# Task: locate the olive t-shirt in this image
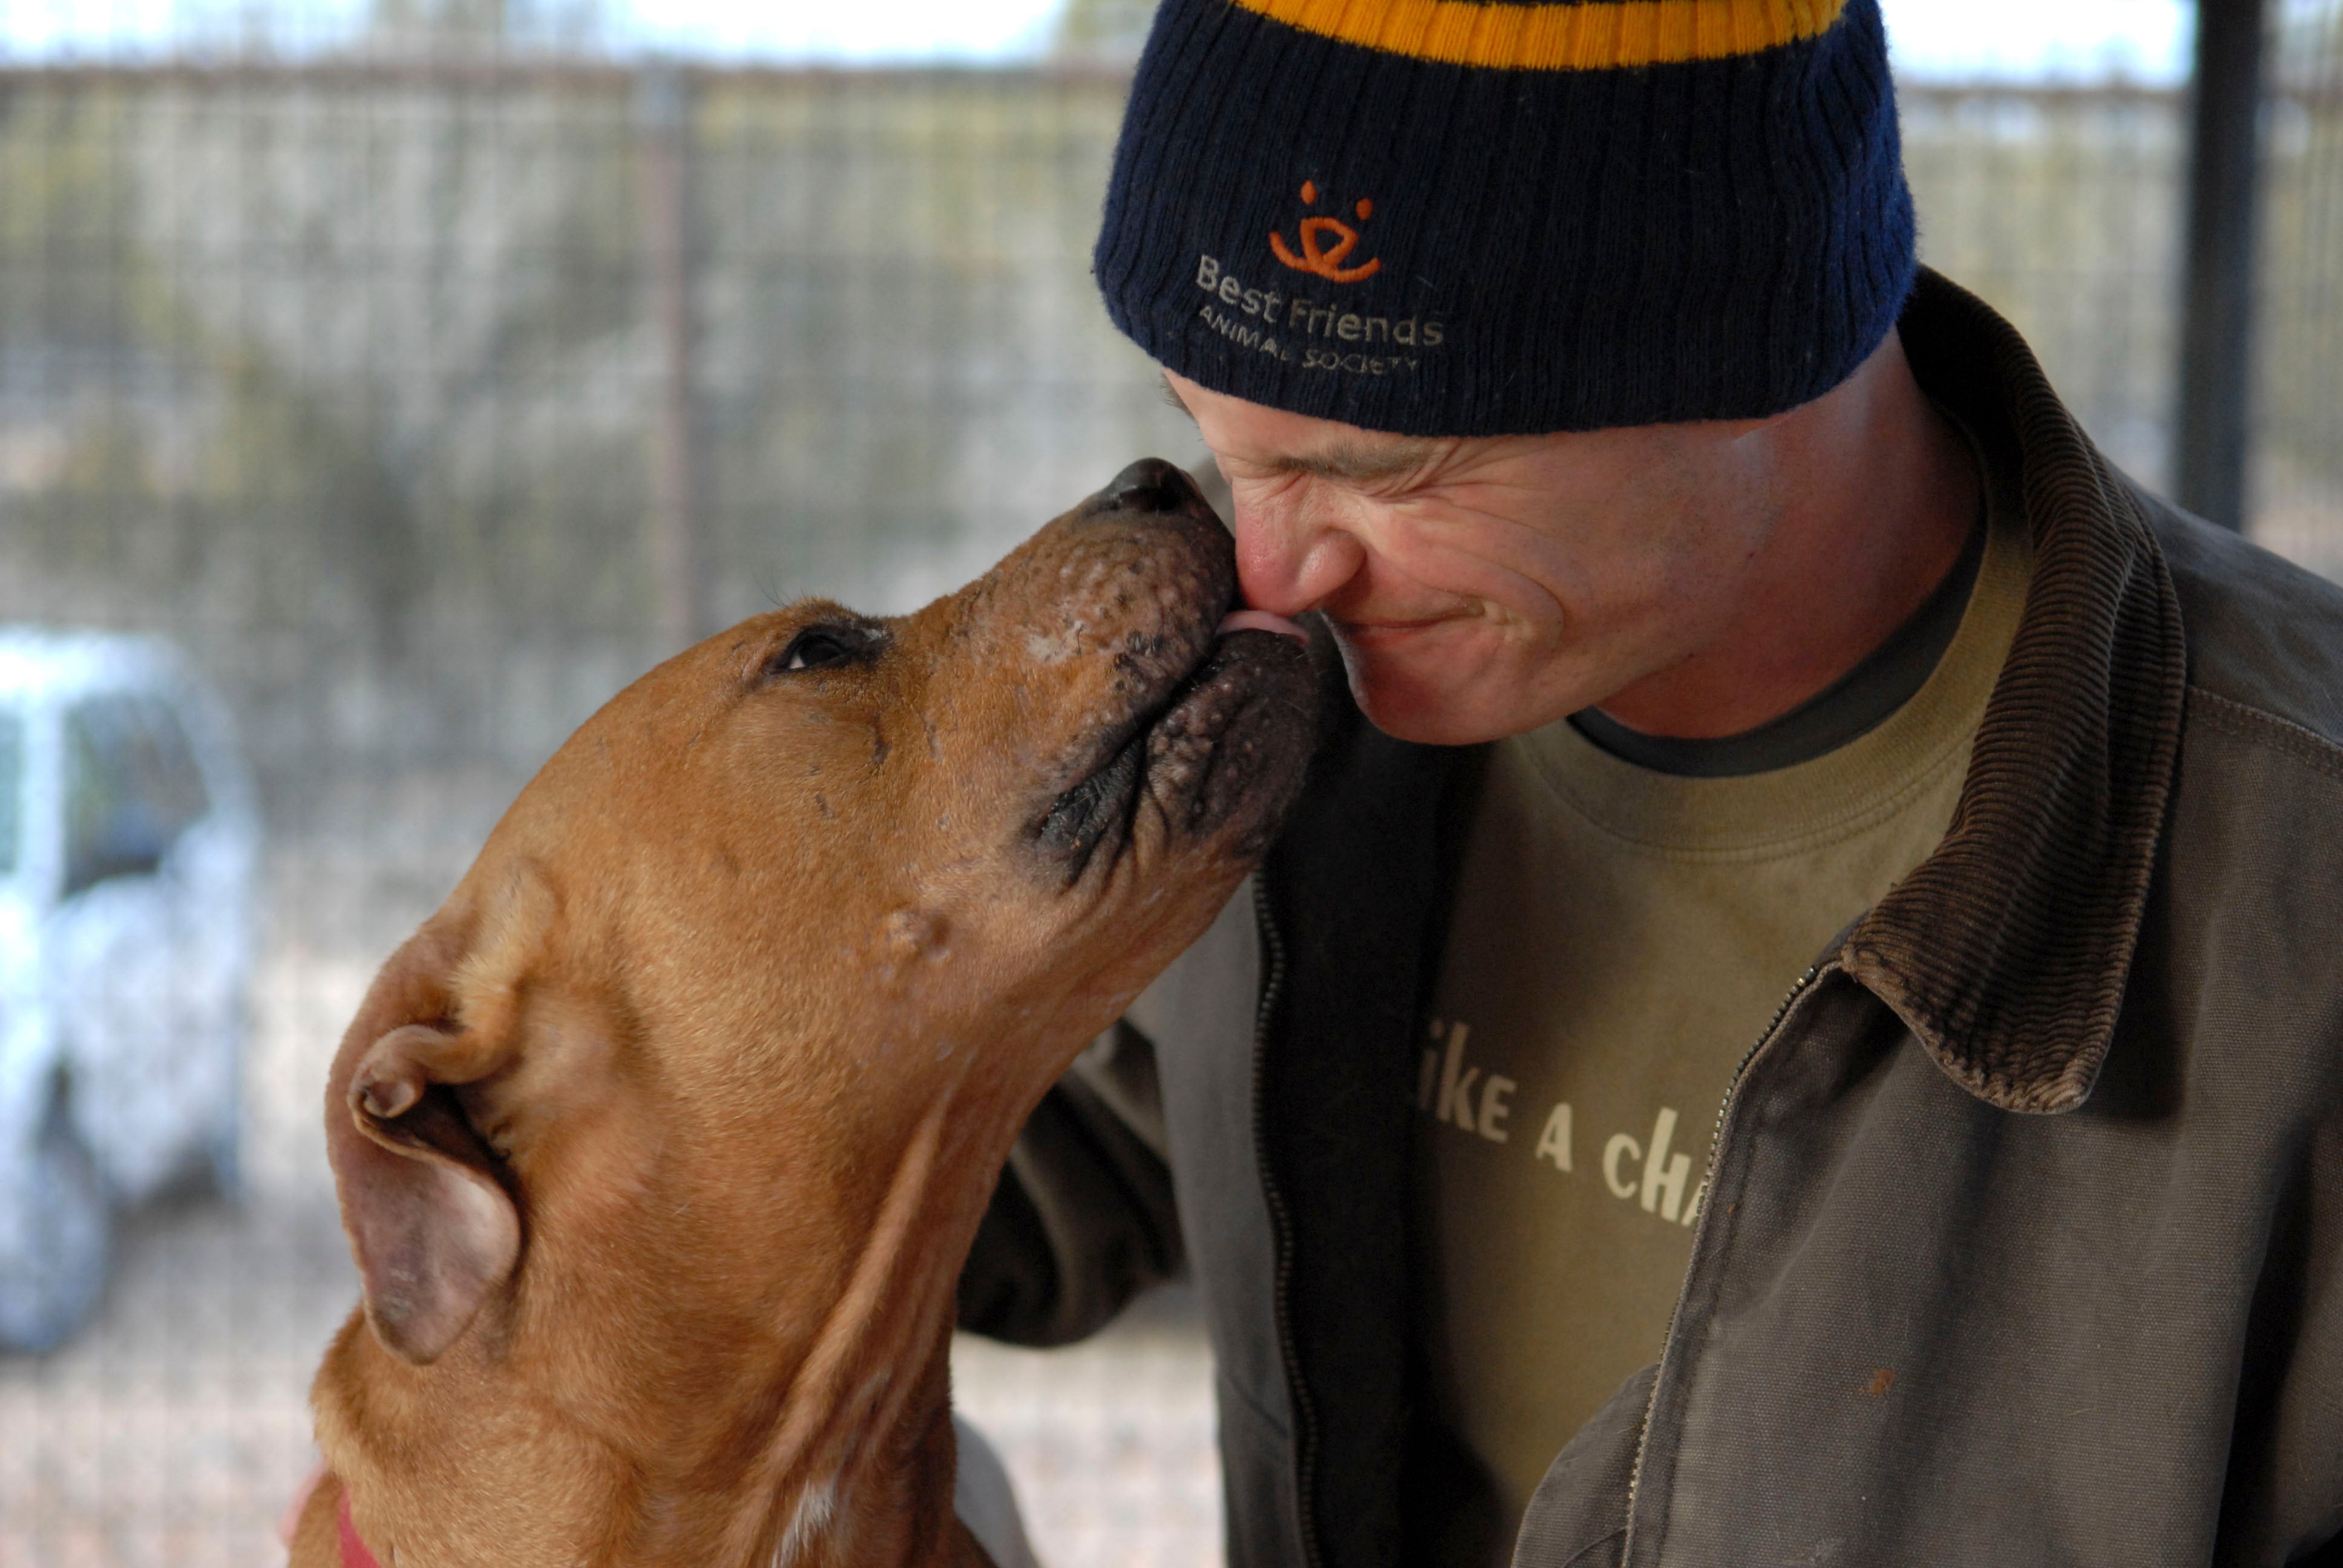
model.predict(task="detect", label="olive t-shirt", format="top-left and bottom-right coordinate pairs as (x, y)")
top-left (1407, 481), bottom-right (2031, 1564)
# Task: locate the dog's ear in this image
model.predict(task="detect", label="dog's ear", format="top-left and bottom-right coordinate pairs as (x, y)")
top-left (335, 1020), bottom-right (522, 1363)
top-left (326, 870), bottom-right (550, 1364)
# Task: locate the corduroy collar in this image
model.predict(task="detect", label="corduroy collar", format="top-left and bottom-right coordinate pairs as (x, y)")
top-left (1839, 269), bottom-right (2188, 1114)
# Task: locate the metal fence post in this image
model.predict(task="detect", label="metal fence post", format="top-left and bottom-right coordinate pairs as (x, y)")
top-left (637, 64), bottom-right (710, 647)
top-left (2175, 0), bottom-right (2269, 531)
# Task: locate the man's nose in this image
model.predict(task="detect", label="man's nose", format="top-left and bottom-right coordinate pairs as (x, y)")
top-left (1233, 504), bottom-right (1367, 619)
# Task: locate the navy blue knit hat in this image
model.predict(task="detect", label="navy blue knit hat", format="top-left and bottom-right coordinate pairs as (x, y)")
top-left (1095, 0), bottom-right (1916, 436)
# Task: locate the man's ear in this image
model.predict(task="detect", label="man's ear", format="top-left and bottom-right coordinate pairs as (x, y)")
top-left (325, 872), bottom-right (549, 1364)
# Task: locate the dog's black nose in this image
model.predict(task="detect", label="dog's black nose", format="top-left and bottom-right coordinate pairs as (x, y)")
top-left (1098, 457), bottom-right (1202, 514)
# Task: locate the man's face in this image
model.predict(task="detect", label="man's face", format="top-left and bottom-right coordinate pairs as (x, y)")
top-left (1164, 369), bottom-right (1791, 746)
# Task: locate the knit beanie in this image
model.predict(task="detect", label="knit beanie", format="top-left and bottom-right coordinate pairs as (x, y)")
top-left (1095, 0), bottom-right (1916, 436)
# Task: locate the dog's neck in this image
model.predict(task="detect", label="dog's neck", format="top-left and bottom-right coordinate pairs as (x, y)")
top-left (712, 1090), bottom-right (1004, 1568)
top-left (312, 1068), bottom-right (1021, 1568)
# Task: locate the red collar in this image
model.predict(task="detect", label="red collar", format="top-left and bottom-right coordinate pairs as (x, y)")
top-left (339, 1492), bottom-right (384, 1568)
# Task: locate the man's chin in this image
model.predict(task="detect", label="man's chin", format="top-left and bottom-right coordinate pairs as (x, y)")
top-left (1341, 654), bottom-right (1513, 747)
top-left (1328, 618), bottom-right (1581, 746)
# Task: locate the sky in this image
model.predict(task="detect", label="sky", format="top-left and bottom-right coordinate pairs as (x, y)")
top-left (0, 0), bottom-right (2198, 83)
top-left (601, 0), bottom-right (2197, 76)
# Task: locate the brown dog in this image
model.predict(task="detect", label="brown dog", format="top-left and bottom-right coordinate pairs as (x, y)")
top-left (286, 460), bottom-right (1317, 1568)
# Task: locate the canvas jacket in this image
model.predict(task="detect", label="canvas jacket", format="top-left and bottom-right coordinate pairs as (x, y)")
top-left (956, 270), bottom-right (2343, 1567)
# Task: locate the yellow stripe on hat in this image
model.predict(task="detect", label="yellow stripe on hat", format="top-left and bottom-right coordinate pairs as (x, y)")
top-left (1225, 0), bottom-right (1847, 69)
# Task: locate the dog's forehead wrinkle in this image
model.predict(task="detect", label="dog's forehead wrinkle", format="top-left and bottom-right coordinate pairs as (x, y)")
top-left (446, 861), bottom-right (560, 1023)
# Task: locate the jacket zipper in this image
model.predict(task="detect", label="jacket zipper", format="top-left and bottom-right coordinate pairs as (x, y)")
top-left (1248, 874), bottom-right (1327, 1568)
top-left (1619, 959), bottom-right (1829, 1564)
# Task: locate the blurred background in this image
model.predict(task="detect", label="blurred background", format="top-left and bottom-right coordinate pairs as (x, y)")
top-left (0, 0), bottom-right (2336, 1563)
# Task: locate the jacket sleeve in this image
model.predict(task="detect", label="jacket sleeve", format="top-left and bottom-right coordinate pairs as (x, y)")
top-left (956, 1018), bottom-right (1186, 1347)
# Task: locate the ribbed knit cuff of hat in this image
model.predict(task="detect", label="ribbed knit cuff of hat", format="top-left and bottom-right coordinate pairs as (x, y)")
top-left (1095, 0), bottom-right (1918, 437)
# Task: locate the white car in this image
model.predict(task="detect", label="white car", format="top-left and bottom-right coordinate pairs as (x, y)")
top-left (0, 630), bottom-right (258, 1352)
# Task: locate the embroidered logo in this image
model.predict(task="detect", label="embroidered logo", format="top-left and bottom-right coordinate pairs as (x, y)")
top-left (1269, 181), bottom-right (1381, 283)
top-left (1192, 252), bottom-right (1444, 374)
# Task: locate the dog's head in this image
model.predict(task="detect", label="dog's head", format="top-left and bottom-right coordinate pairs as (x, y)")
top-left (323, 459), bottom-right (1316, 1371)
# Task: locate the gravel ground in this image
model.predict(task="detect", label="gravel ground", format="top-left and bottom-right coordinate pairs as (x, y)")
top-left (0, 871), bottom-right (1225, 1568)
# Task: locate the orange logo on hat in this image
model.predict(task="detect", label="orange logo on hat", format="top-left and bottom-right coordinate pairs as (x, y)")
top-left (1270, 182), bottom-right (1382, 283)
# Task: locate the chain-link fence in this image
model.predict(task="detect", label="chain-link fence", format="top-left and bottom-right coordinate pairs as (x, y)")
top-left (0, 10), bottom-right (2339, 1566)
top-left (1897, 5), bottom-right (2343, 570)
top-left (0, 57), bottom-right (1230, 1568)
top-left (2260, 0), bottom-right (2343, 570)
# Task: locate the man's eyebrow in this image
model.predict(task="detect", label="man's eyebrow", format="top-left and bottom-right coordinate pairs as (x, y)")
top-left (1159, 373), bottom-right (1198, 425)
top-left (1268, 440), bottom-right (1440, 482)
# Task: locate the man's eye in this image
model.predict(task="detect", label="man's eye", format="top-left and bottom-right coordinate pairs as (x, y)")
top-left (772, 626), bottom-right (868, 673)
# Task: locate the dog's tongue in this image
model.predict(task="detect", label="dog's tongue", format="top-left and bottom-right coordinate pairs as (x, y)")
top-left (1217, 609), bottom-right (1309, 644)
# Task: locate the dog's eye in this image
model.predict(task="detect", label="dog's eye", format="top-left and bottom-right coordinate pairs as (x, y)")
top-left (772, 625), bottom-right (870, 675)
